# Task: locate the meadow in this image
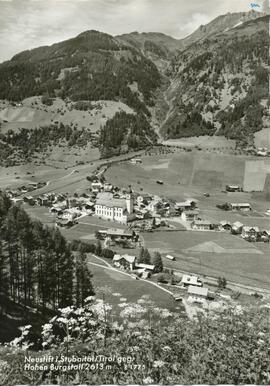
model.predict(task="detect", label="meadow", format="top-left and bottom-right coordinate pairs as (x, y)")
top-left (142, 230), bottom-right (270, 290)
top-left (87, 255), bottom-right (180, 312)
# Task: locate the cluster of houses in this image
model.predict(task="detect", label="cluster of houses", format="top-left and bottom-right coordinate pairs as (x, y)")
top-left (228, 221), bottom-right (269, 242)
top-left (93, 181), bottom-right (195, 225)
top-left (177, 274), bottom-right (215, 304)
top-left (5, 181), bottom-right (46, 200)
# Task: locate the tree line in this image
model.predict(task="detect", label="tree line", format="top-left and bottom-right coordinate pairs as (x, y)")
top-left (99, 111), bottom-right (157, 157)
top-left (0, 193), bottom-right (94, 314)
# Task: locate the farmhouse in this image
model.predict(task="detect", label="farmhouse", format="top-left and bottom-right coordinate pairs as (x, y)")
top-left (191, 220), bottom-right (212, 231)
top-left (175, 200), bottom-right (196, 211)
top-left (181, 274), bottom-right (202, 287)
top-left (135, 263), bottom-right (155, 273)
top-left (113, 254), bottom-right (136, 270)
top-left (91, 182), bottom-right (103, 193)
top-left (23, 195), bottom-right (35, 205)
top-left (130, 158), bottom-right (142, 164)
top-left (261, 230), bottom-right (270, 242)
top-left (226, 185), bottom-right (241, 192)
top-left (187, 285), bottom-right (209, 303)
top-left (230, 203), bottom-right (251, 211)
top-left (105, 228), bottom-right (136, 240)
top-left (219, 220), bottom-right (232, 231)
top-left (137, 193), bottom-right (152, 206)
top-left (95, 192), bottom-right (134, 224)
top-left (56, 218), bottom-right (76, 228)
top-left (181, 210), bottom-right (199, 222)
top-left (231, 221), bottom-right (244, 234)
top-left (242, 226), bottom-right (260, 241)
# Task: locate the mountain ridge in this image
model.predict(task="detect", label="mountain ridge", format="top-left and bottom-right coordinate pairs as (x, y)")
top-left (0, 10), bottom-right (268, 164)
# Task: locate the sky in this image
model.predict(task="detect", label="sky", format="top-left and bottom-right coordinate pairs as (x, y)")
top-left (0, 0), bottom-right (266, 62)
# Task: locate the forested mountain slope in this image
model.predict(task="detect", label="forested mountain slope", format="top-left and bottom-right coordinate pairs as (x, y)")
top-left (159, 15), bottom-right (269, 146)
top-left (0, 11), bottom-right (268, 159)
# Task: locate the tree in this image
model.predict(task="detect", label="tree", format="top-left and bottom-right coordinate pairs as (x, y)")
top-left (75, 252), bottom-right (94, 307)
top-left (137, 247), bottom-right (151, 264)
top-left (217, 276), bottom-right (227, 289)
top-left (95, 240), bottom-right (102, 256)
top-left (152, 251), bottom-right (163, 273)
top-left (143, 248), bottom-right (151, 265)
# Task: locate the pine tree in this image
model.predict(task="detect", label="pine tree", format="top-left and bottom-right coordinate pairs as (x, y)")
top-left (152, 251), bottom-right (163, 273)
top-left (143, 248), bottom-right (151, 265)
top-left (75, 252), bottom-right (94, 307)
top-left (95, 240), bottom-right (102, 256)
top-left (137, 247), bottom-right (145, 264)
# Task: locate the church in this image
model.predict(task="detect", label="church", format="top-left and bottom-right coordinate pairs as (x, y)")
top-left (94, 192), bottom-right (134, 224)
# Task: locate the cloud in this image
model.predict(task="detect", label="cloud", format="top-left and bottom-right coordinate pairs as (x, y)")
top-left (0, 0), bottom-right (251, 62)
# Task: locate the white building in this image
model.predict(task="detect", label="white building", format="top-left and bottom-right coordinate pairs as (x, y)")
top-left (187, 285), bottom-right (209, 303)
top-left (230, 203), bottom-right (251, 211)
top-left (181, 274), bottom-right (202, 287)
top-left (95, 192), bottom-right (134, 224)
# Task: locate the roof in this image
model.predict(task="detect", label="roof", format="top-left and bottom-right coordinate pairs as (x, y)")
top-left (243, 226), bottom-right (260, 232)
top-left (136, 263), bottom-right (155, 270)
top-left (227, 185), bottom-right (240, 188)
top-left (193, 220), bottom-right (212, 226)
top-left (176, 201), bottom-right (192, 207)
top-left (220, 220), bottom-right (231, 226)
top-left (185, 210), bottom-right (199, 215)
top-left (113, 254), bottom-right (136, 264)
top-left (232, 221), bottom-right (244, 228)
top-left (106, 228), bottom-right (133, 237)
top-left (231, 203), bottom-right (251, 207)
top-left (188, 285), bottom-right (208, 297)
top-left (96, 192), bottom-right (127, 209)
top-left (181, 275), bottom-right (201, 286)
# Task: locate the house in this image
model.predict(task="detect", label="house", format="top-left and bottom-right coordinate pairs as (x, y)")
top-left (95, 192), bottom-right (134, 224)
top-left (226, 185), bottom-right (241, 192)
top-left (130, 158), bottom-right (142, 164)
top-left (181, 274), bottom-right (202, 287)
top-left (113, 254), bottom-right (136, 270)
top-left (181, 210), bottom-right (199, 222)
top-left (230, 203), bottom-right (252, 212)
top-left (187, 285), bottom-right (209, 303)
top-left (135, 263), bottom-right (155, 273)
top-left (105, 228), bottom-right (136, 240)
top-left (137, 193), bottom-right (152, 206)
top-left (257, 147), bottom-right (268, 156)
top-left (23, 195), bottom-right (35, 205)
top-left (147, 200), bottom-right (162, 214)
top-left (62, 208), bottom-right (81, 221)
top-left (175, 200), bottom-right (196, 211)
top-left (91, 182), bottom-right (103, 193)
top-left (219, 220), bottom-right (232, 231)
top-left (50, 207), bottom-right (63, 215)
top-left (242, 226), bottom-right (260, 241)
top-left (56, 218), bottom-right (76, 228)
top-left (191, 220), bottom-right (212, 231)
top-left (231, 221), bottom-right (244, 234)
top-left (260, 230), bottom-right (270, 242)
top-left (103, 183), bottom-right (113, 192)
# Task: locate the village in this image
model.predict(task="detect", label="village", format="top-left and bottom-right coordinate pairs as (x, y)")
top-left (2, 154), bottom-right (270, 314)
top-left (5, 168), bottom-right (270, 243)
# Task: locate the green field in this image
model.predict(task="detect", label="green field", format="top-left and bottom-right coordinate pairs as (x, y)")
top-left (142, 230), bottom-right (270, 290)
top-left (87, 257), bottom-right (179, 312)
